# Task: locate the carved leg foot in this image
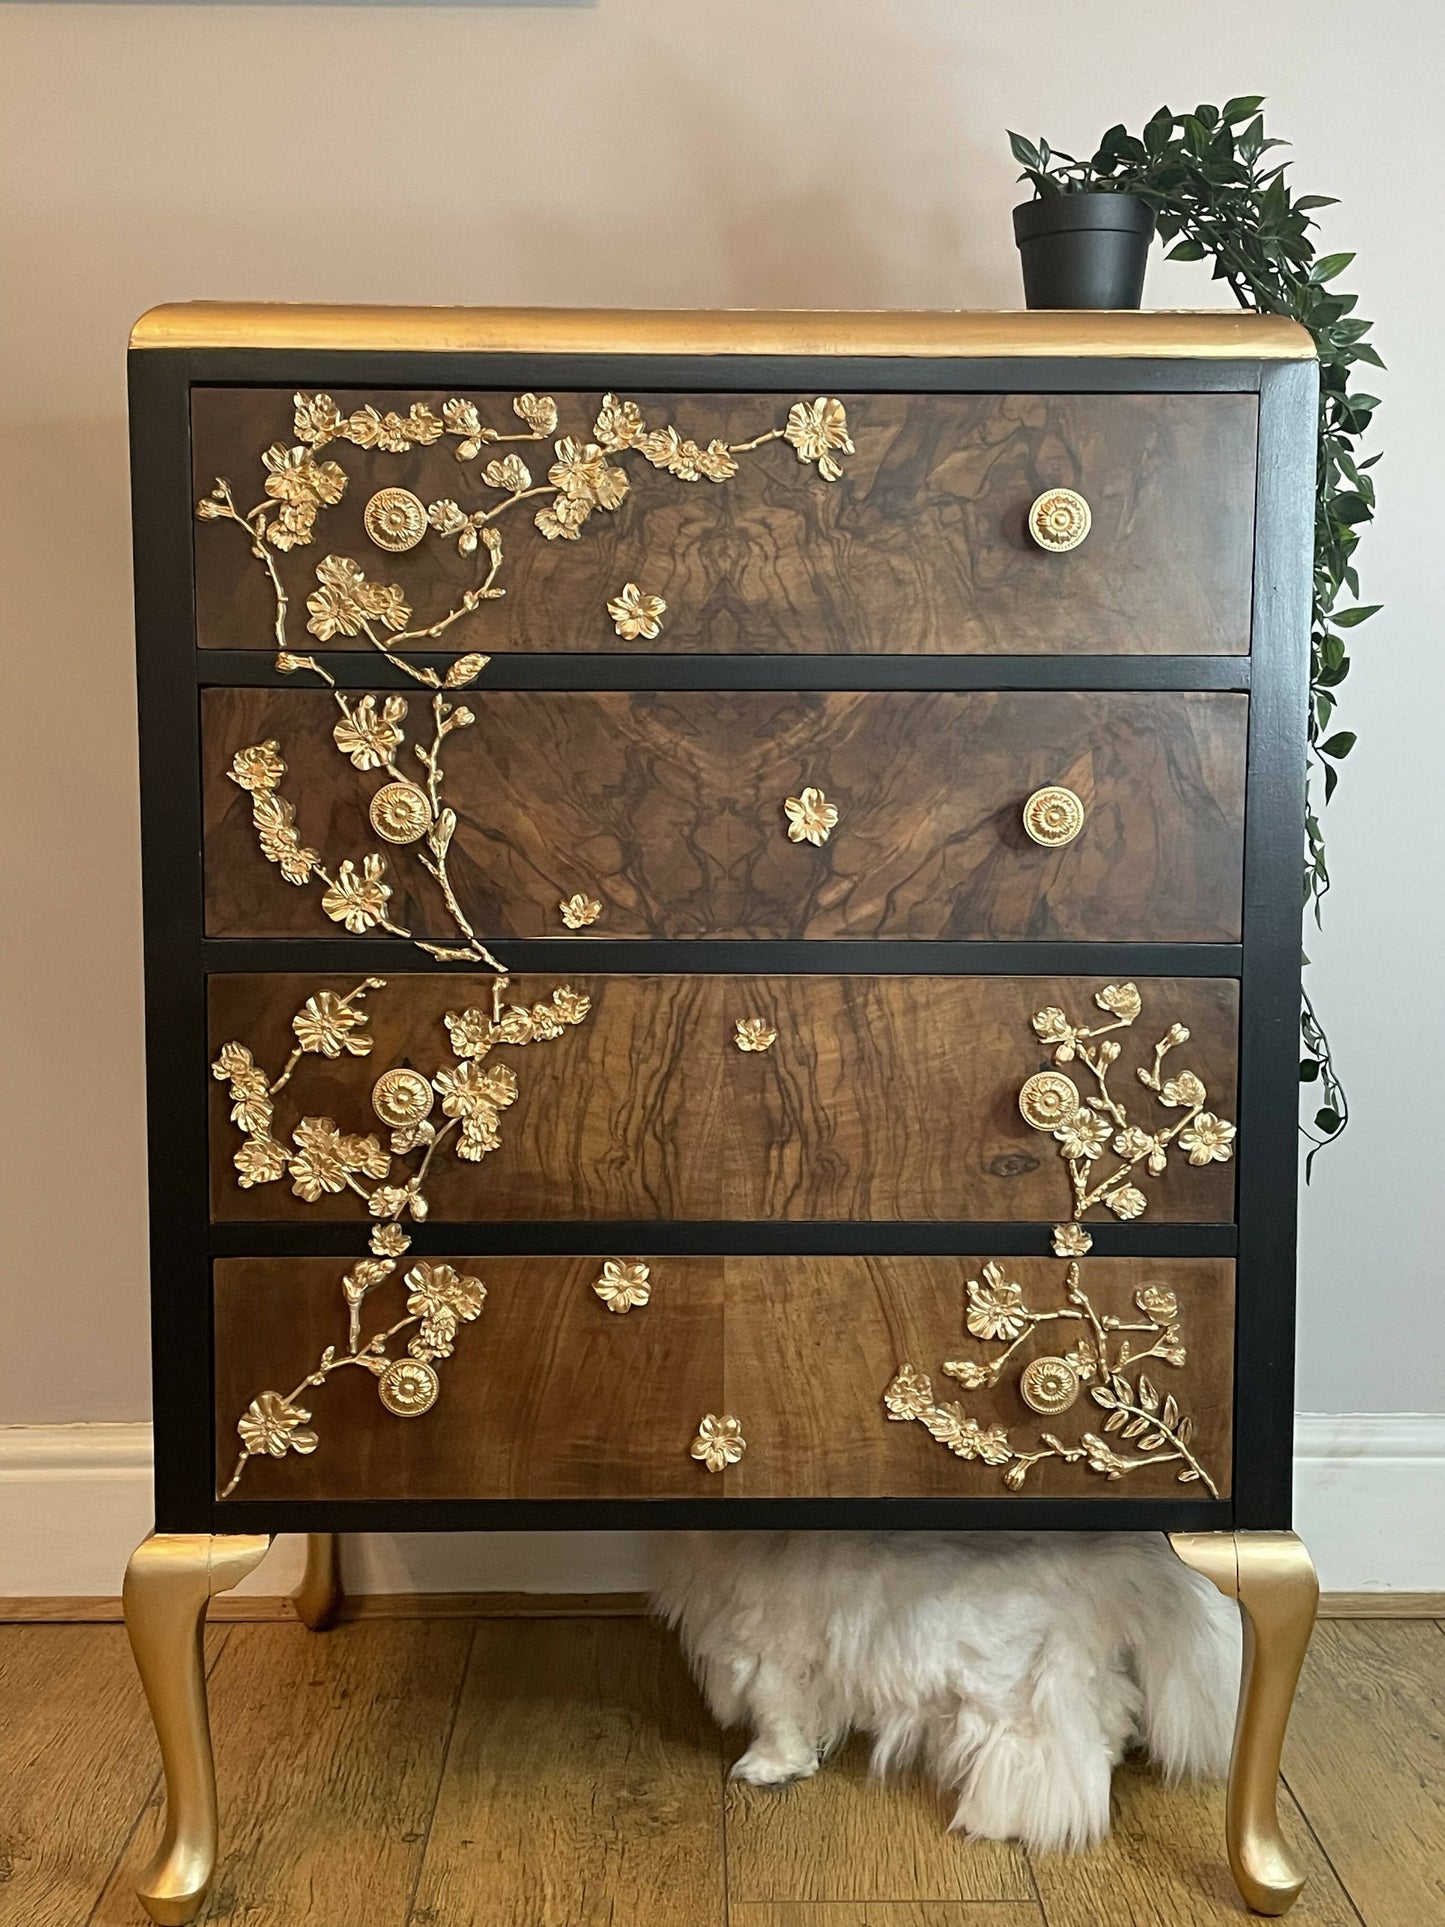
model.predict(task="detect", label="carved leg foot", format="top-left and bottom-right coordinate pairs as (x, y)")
top-left (1170, 1531), bottom-right (1319, 1916)
top-left (293, 1532), bottom-right (343, 1631)
top-left (123, 1532), bottom-right (272, 1925)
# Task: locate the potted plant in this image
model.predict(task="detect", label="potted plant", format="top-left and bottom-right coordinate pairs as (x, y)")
top-left (1009, 132), bottom-right (1157, 308)
top-left (1009, 97), bottom-right (1383, 1169)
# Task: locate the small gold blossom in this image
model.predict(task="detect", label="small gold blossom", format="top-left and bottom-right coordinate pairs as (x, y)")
top-left (229, 742), bottom-right (286, 792)
top-left (1052, 1223), bottom-right (1093, 1258)
top-left (734, 1016), bottom-right (777, 1053)
top-left (560, 893), bottom-right (602, 930)
top-left (784, 785), bottom-right (840, 846)
top-left (293, 990), bottom-right (373, 1059)
top-left (965, 1263), bottom-right (1029, 1342)
top-left (592, 1259), bottom-right (652, 1314)
top-left (606, 582), bottom-right (667, 640)
top-left (237, 1392), bottom-right (318, 1460)
top-left (690, 1413), bottom-right (746, 1472)
top-left (321, 854), bottom-right (392, 933)
top-left (1178, 1113), bottom-right (1237, 1165)
top-left (333, 694), bottom-right (408, 771)
top-left (783, 397), bottom-right (854, 481)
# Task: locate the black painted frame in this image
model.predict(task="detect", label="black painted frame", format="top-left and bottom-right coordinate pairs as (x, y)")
top-left (129, 341), bottom-right (1315, 1536)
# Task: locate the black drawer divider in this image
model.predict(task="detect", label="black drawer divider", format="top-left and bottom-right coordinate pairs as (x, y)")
top-left (208, 1220), bottom-right (1238, 1261)
top-left (199, 649), bottom-right (1251, 693)
top-left (200, 938), bottom-right (1244, 978)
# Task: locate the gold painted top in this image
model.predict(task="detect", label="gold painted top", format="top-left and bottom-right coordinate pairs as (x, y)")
top-left (130, 302), bottom-right (1315, 360)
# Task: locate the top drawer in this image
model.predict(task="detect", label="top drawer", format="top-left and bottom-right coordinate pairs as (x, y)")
top-left (191, 388), bottom-right (1257, 657)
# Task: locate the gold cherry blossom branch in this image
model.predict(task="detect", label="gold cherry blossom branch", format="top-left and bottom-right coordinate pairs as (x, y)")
top-left (220, 1256), bottom-right (487, 1497)
top-left (211, 974), bottom-right (591, 1234)
top-left (884, 1259), bottom-right (1217, 1496)
top-left (195, 389), bottom-right (855, 688)
top-left (1018, 983), bottom-right (1238, 1221)
top-left (227, 687), bottom-right (505, 969)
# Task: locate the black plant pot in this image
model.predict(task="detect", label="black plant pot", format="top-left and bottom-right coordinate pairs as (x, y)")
top-left (1012, 192), bottom-right (1156, 309)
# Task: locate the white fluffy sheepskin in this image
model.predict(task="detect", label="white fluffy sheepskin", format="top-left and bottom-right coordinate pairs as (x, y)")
top-left (653, 1530), bottom-right (1239, 1852)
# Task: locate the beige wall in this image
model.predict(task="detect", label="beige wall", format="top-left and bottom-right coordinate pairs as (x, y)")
top-left (2, 0), bottom-right (1440, 1427)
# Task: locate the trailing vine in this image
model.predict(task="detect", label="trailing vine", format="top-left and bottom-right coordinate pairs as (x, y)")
top-left (1010, 97), bottom-right (1380, 1170)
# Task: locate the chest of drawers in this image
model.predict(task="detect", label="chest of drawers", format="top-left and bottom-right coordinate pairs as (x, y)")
top-left (123, 306), bottom-right (1321, 1920)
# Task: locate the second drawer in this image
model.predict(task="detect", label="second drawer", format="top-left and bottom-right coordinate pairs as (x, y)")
top-left (202, 688), bottom-right (1246, 943)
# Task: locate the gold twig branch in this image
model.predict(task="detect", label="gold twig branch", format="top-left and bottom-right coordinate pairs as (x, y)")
top-left (195, 389), bottom-right (855, 687)
top-left (1018, 983), bottom-right (1237, 1221)
top-left (884, 1259), bottom-right (1218, 1497)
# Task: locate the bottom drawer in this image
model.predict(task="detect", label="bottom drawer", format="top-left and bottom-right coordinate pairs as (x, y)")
top-left (214, 1254), bottom-right (1233, 1505)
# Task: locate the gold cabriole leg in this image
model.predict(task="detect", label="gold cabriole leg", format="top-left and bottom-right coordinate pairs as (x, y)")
top-left (123, 1532), bottom-right (272, 1925)
top-left (293, 1532), bottom-right (343, 1630)
top-left (1170, 1530), bottom-right (1320, 1917)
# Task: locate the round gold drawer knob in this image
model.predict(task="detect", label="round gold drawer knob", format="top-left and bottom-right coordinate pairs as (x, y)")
top-left (1028, 487), bottom-right (1091, 553)
top-left (1022, 785), bottom-right (1086, 847)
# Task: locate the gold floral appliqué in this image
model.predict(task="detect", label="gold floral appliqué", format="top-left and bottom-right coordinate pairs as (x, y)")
top-left (884, 1259), bottom-right (1217, 1497)
top-left (1021, 984), bottom-right (1236, 1221)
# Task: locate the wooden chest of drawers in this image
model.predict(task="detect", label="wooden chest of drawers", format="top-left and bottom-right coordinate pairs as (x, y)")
top-left (124, 306), bottom-right (1322, 1921)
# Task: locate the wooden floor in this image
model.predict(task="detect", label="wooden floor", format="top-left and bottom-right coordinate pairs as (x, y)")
top-left (2, 1617), bottom-right (1441, 1927)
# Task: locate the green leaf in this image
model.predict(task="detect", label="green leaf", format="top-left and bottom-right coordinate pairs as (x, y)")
top-left (1329, 604), bottom-right (1381, 627)
top-left (1166, 239), bottom-right (1207, 261)
top-left (1222, 94), bottom-right (1266, 120)
top-left (1008, 131), bottom-right (1046, 172)
top-left (1318, 731), bottom-right (1357, 758)
top-left (1312, 251), bottom-right (1356, 281)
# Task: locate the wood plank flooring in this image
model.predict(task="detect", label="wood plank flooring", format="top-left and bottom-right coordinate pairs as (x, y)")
top-left (1, 1616), bottom-right (1439, 1927)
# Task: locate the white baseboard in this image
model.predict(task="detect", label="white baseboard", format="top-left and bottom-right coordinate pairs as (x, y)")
top-left (3, 1415), bottom-right (1442, 1598)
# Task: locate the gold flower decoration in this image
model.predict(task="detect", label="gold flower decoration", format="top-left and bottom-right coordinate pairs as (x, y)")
top-left (734, 1017), bottom-right (777, 1053)
top-left (229, 741), bottom-right (286, 793)
top-left (321, 854), bottom-right (392, 933)
top-left (560, 893), bottom-right (602, 930)
top-left (1178, 1113), bottom-right (1237, 1166)
top-left (592, 1259), bottom-right (652, 1314)
top-left (606, 582), bottom-right (667, 641)
top-left (370, 1222), bottom-right (411, 1258)
top-left (333, 694), bottom-right (408, 771)
top-left (237, 1391), bottom-right (318, 1461)
top-left (965, 1262), bottom-right (1029, 1342)
top-left (1054, 1107), bottom-right (1112, 1161)
top-left (433, 1058), bottom-right (518, 1120)
top-left (690, 1413), bottom-right (746, 1472)
top-left (784, 785), bottom-right (840, 846)
top-left (1052, 1223), bottom-right (1093, 1258)
top-left (293, 990), bottom-right (375, 1059)
top-left (783, 397), bottom-right (855, 481)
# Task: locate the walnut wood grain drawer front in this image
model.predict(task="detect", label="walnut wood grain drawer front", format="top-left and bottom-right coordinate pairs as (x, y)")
top-left (203, 689), bottom-right (1246, 943)
top-left (192, 387), bottom-right (1256, 656)
top-left (209, 973), bottom-right (1239, 1224)
top-left (212, 1255), bottom-right (1233, 1504)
